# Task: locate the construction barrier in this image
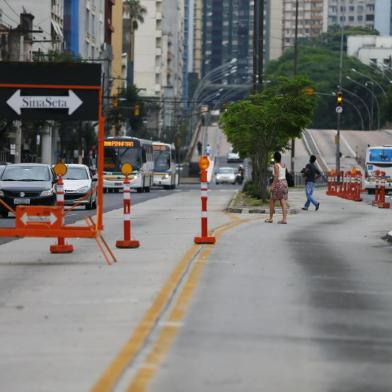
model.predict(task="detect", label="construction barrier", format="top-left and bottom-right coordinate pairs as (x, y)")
top-left (116, 163), bottom-right (140, 248)
top-left (326, 168), bottom-right (363, 202)
top-left (50, 165), bottom-right (74, 254)
top-left (194, 156), bottom-right (216, 245)
top-left (372, 170), bottom-right (390, 209)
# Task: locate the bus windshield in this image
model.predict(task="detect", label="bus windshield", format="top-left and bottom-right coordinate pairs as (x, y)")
top-left (153, 150), bottom-right (171, 172)
top-left (104, 143), bottom-right (142, 172)
top-left (368, 148), bottom-right (392, 163)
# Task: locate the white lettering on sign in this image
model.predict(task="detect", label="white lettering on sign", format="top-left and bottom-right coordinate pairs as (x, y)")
top-left (21, 212), bottom-right (58, 225)
top-left (7, 90), bottom-right (83, 115)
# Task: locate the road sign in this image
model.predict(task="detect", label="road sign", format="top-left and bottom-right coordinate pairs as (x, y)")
top-left (0, 62), bottom-right (101, 120)
top-left (16, 206), bottom-right (62, 230)
top-left (336, 106), bottom-right (343, 114)
top-left (7, 90), bottom-right (83, 115)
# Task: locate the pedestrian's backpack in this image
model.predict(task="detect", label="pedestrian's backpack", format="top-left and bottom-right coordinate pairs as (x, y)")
top-left (286, 170), bottom-right (295, 187)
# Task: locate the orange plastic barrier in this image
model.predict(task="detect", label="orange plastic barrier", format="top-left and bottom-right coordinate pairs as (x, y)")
top-left (116, 172), bottom-right (140, 248)
top-left (50, 175), bottom-right (74, 253)
top-left (372, 171), bottom-right (390, 208)
top-left (194, 157), bottom-right (216, 244)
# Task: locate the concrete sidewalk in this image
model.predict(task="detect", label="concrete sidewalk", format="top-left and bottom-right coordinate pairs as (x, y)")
top-left (0, 188), bottom-right (236, 392)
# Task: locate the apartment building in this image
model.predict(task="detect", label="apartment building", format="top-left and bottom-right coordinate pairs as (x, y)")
top-left (327, 0), bottom-right (375, 28)
top-left (64, 0), bottom-right (106, 60)
top-left (133, 0), bottom-right (185, 136)
top-left (201, 0), bottom-right (253, 84)
top-left (266, 0), bottom-right (284, 61)
top-left (282, 0), bottom-right (325, 51)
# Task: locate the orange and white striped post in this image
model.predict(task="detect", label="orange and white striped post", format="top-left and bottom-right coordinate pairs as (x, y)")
top-left (50, 163), bottom-right (74, 254)
top-left (116, 163), bottom-right (140, 248)
top-left (194, 156), bottom-right (216, 245)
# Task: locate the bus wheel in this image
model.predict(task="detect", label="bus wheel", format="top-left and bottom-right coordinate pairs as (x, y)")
top-left (136, 187), bottom-right (143, 193)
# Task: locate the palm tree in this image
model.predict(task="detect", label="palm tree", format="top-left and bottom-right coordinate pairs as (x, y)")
top-left (124, 0), bottom-right (147, 85)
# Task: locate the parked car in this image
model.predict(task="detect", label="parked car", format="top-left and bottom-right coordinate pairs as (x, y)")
top-left (62, 164), bottom-right (97, 210)
top-left (0, 163), bottom-right (56, 218)
top-left (215, 167), bottom-right (236, 185)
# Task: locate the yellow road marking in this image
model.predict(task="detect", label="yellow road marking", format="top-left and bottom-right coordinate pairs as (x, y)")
top-left (90, 243), bottom-right (199, 392)
top-left (126, 217), bottom-right (248, 392)
top-left (90, 215), bottom-right (246, 392)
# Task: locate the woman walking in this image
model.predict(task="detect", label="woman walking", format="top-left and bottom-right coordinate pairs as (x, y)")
top-left (265, 151), bottom-right (288, 224)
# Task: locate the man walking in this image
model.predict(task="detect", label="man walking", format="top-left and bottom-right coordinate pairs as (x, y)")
top-left (301, 155), bottom-right (321, 211)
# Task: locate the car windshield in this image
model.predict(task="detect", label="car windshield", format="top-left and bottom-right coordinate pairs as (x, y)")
top-left (153, 150), bottom-right (171, 172)
top-left (218, 168), bottom-right (234, 174)
top-left (368, 148), bottom-right (392, 163)
top-left (63, 167), bottom-right (89, 180)
top-left (1, 166), bottom-right (50, 181)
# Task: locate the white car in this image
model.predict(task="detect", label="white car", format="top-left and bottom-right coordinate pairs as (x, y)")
top-left (62, 164), bottom-right (97, 209)
top-left (215, 167), bottom-right (236, 185)
top-left (227, 151), bottom-right (241, 163)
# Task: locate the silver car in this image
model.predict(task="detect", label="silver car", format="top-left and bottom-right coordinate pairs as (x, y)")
top-left (215, 167), bottom-right (236, 185)
top-left (62, 164), bottom-right (97, 209)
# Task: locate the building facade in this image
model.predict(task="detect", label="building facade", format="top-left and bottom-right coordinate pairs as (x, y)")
top-left (347, 35), bottom-right (392, 67)
top-left (265, 0), bottom-right (283, 61)
top-left (282, 0), bottom-right (325, 51)
top-left (327, 0), bottom-right (375, 28)
top-left (64, 0), bottom-right (106, 60)
top-left (201, 0), bottom-right (253, 84)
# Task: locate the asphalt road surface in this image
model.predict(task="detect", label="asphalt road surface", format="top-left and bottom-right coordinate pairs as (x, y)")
top-left (148, 190), bottom-right (392, 392)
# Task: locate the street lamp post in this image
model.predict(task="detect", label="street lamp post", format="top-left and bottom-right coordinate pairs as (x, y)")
top-left (346, 75), bottom-right (381, 129)
top-left (340, 87), bottom-right (372, 130)
top-left (351, 68), bottom-right (387, 97)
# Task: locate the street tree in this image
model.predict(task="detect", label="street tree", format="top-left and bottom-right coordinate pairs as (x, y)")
top-left (220, 77), bottom-right (316, 200)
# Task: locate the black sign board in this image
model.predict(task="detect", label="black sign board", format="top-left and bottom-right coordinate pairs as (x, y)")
top-left (0, 62), bottom-right (101, 121)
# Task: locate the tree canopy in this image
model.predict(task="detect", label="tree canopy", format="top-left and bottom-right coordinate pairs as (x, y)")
top-left (266, 44), bottom-right (389, 130)
top-left (220, 76), bottom-right (316, 200)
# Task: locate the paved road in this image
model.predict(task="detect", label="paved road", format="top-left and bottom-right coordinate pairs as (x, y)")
top-left (148, 190), bottom-right (392, 392)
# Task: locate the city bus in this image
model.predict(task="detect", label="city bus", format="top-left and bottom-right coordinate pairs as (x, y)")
top-left (103, 137), bottom-right (154, 193)
top-left (364, 145), bottom-right (392, 194)
top-left (152, 142), bottom-right (179, 189)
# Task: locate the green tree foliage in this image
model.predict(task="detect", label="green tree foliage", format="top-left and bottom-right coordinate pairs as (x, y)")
top-left (220, 77), bottom-right (316, 200)
top-left (304, 25), bottom-right (379, 52)
top-left (266, 45), bottom-right (388, 130)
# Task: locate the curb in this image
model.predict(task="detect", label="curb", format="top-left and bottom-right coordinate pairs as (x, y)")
top-left (226, 206), bottom-right (298, 214)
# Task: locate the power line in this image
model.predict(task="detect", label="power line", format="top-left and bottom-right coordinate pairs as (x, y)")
top-left (1, 0), bottom-right (19, 18)
top-left (0, 9), bottom-right (18, 25)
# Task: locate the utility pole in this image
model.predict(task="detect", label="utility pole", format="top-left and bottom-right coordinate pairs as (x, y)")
top-left (336, 25), bottom-right (344, 175)
top-left (291, 0), bottom-right (299, 173)
top-left (9, 29), bottom-right (24, 163)
top-left (253, 0), bottom-right (264, 93)
top-left (253, 0), bottom-right (259, 92)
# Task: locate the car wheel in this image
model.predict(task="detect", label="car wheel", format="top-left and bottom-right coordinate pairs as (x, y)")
top-left (367, 189), bottom-right (375, 195)
top-left (86, 197), bottom-right (93, 210)
top-left (136, 187), bottom-right (143, 193)
top-left (144, 186), bottom-right (150, 193)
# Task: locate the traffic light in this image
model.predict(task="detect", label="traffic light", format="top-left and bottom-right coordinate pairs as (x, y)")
top-left (133, 104), bottom-right (140, 117)
top-left (336, 91), bottom-right (343, 106)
